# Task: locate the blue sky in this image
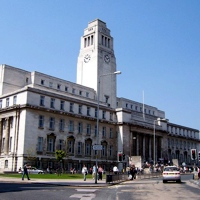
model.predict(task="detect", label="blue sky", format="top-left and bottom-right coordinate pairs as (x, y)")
top-left (0, 0), bottom-right (199, 130)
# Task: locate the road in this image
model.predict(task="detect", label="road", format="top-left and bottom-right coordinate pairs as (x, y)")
top-left (0, 174), bottom-right (199, 200)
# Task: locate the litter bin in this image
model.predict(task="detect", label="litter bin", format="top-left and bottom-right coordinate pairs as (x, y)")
top-left (193, 172), bottom-right (198, 180)
top-left (106, 175), bottom-right (113, 183)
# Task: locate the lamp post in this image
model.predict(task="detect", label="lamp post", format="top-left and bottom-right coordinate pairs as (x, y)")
top-left (153, 118), bottom-right (168, 169)
top-left (95, 71), bottom-right (121, 184)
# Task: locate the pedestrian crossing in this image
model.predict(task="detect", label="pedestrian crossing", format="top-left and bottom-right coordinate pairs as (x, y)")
top-left (69, 189), bottom-right (97, 200)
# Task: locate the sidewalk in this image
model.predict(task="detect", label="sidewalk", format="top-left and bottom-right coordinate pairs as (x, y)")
top-left (0, 177), bottom-right (124, 187)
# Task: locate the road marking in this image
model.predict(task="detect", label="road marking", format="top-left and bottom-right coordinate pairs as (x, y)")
top-left (76, 189), bottom-right (97, 192)
top-left (70, 193), bottom-right (96, 200)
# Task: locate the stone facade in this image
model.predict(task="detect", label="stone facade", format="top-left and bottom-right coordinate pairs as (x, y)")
top-left (0, 19), bottom-right (199, 173)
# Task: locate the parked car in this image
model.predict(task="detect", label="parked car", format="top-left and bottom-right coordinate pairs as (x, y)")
top-left (162, 166), bottom-right (181, 183)
top-left (18, 167), bottom-right (44, 174)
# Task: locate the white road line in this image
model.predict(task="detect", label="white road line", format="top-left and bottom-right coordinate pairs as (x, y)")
top-left (69, 193), bottom-right (96, 200)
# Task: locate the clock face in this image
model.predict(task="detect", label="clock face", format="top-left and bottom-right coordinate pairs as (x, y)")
top-left (84, 54), bottom-right (91, 63)
top-left (104, 55), bottom-right (110, 63)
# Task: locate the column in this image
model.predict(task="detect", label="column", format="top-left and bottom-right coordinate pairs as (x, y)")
top-left (149, 137), bottom-right (152, 162)
top-left (0, 119), bottom-right (3, 153)
top-left (4, 117), bottom-right (10, 154)
top-left (143, 136), bottom-right (145, 159)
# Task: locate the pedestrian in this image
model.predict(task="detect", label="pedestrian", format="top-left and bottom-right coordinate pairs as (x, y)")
top-left (82, 165), bottom-right (88, 181)
top-left (22, 163), bottom-right (30, 180)
top-left (98, 166), bottom-right (103, 180)
top-left (113, 166), bottom-right (118, 175)
top-left (92, 164), bottom-right (97, 180)
top-left (198, 167), bottom-right (200, 179)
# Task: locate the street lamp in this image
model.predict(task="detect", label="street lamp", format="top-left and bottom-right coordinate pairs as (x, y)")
top-left (95, 70), bottom-right (121, 184)
top-left (153, 118), bottom-right (168, 169)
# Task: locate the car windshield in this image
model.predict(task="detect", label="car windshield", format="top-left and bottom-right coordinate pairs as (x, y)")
top-left (164, 167), bottom-right (179, 171)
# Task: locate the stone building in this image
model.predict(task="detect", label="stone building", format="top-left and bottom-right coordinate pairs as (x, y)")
top-left (0, 19), bottom-right (199, 173)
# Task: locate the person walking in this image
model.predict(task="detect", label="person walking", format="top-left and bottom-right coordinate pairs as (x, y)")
top-left (22, 163), bottom-right (30, 180)
top-left (82, 165), bottom-right (88, 181)
top-left (113, 166), bottom-right (118, 175)
top-left (92, 164), bottom-right (97, 180)
top-left (98, 166), bottom-right (103, 180)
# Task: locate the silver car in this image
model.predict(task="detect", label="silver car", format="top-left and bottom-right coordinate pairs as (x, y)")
top-left (162, 166), bottom-right (181, 183)
top-left (19, 167), bottom-right (44, 174)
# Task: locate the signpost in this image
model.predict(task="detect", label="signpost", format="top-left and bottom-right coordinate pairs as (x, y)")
top-left (93, 145), bottom-right (102, 151)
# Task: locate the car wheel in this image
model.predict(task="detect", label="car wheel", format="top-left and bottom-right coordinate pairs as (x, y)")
top-left (163, 180), bottom-right (167, 183)
top-left (176, 179), bottom-right (181, 183)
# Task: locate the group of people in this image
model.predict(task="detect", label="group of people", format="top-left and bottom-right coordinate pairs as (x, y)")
top-left (82, 164), bottom-right (104, 181)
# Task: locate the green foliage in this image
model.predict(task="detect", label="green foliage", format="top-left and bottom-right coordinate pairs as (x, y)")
top-left (55, 150), bottom-right (66, 161)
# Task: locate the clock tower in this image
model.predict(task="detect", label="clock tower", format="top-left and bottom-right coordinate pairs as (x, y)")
top-left (76, 19), bottom-right (118, 108)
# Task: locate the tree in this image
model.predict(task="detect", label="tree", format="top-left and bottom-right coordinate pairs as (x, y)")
top-left (55, 150), bottom-right (66, 172)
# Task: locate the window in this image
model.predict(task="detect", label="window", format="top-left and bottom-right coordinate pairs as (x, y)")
top-left (6, 98), bottom-right (9, 107)
top-left (102, 127), bottom-right (106, 137)
top-left (13, 96), bottom-right (17, 105)
top-left (0, 100), bottom-right (2, 108)
top-left (87, 107), bottom-right (90, 116)
top-left (69, 120), bottom-right (74, 132)
top-left (87, 124), bottom-right (91, 135)
top-left (4, 160), bottom-right (8, 168)
top-left (70, 103), bottom-right (74, 112)
top-left (78, 142), bottom-right (82, 155)
top-left (59, 139), bottom-right (64, 150)
top-left (102, 111), bottom-right (106, 119)
top-left (108, 145), bottom-right (113, 157)
top-left (78, 122), bottom-right (83, 134)
top-left (49, 82), bottom-right (53, 88)
top-left (109, 112), bottom-right (113, 121)
top-left (109, 128), bottom-right (113, 138)
top-left (65, 86), bottom-right (68, 92)
top-left (49, 117), bottom-right (55, 130)
top-left (78, 105), bottom-right (82, 114)
top-left (68, 140), bottom-right (74, 153)
top-left (57, 84), bottom-right (61, 90)
top-left (47, 138), bottom-right (54, 152)
top-left (72, 88), bottom-right (75, 94)
top-left (26, 77), bottom-right (29, 84)
top-left (85, 142), bottom-right (91, 156)
top-left (102, 144), bottom-right (107, 156)
top-left (79, 90), bottom-right (82, 95)
top-left (9, 137), bottom-right (12, 151)
top-left (95, 125), bottom-right (97, 137)
top-left (60, 100), bottom-right (65, 110)
top-left (105, 96), bottom-right (109, 103)
top-left (50, 98), bottom-right (55, 108)
top-left (95, 108), bottom-right (97, 117)
top-left (40, 96), bottom-right (45, 106)
top-left (135, 106), bottom-right (137, 111)
top-left (86, 92), bottom-right (89, 98)
top-left (59, 119), bottom-right (64, 131)
top-left (41, 79), bottom-right (45, 85)
top-left (38, 115), bottom-right (44, 128)
top-left (37, 137), bottom-right (43, 151)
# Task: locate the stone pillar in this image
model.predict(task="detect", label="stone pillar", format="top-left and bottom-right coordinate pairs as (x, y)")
top-left (4, 117), bottom-right (10, 154)
top-left (0, 119), bottom-right (3, 153)
top-left (136, 134), bottom-right (139, 155)
top-left (143, 136), bottom-right (145, 159)
top-left (149, 137), bottom-right (152, 161)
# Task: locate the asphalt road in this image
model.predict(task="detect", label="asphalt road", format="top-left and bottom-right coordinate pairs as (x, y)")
top-left (0, 174), bottom-right (199, 200)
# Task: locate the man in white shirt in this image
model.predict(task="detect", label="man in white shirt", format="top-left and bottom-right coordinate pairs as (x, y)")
top-left (113, 166), bottom-right (118, 174)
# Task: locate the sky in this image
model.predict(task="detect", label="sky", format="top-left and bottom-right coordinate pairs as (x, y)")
top-left (0, 0), bottom-right (199, 130)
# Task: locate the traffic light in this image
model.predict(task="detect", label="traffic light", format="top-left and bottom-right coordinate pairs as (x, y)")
top-left (198, 151), bottom-right (200, 161)
top-left (123, 154), bottom-right (125, 160)
top-left (118, 152), bottom-right (122, 162)
top-left (191, 149), bottom-right (196, 160)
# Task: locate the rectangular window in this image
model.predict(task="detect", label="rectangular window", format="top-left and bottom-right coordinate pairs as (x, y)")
top-left (9, 137), bottom-right (12, 151)
top-left (78, 142), bottom-right (82, 155)
top-left (109, 145), bottom-right (112, 156)
top-left (50, 98), bottom-right (55, 108)
top-left (78, 105), bottom-right (82, 114)
top-left (65, 86), bottom-right (68, 92)
top-left (59, 139), bottom-right (63, 150)
top-left (86, 92), bottom-right (89, 98)
top-left (85, 143), bottom-right (91, 156)
top-left (87, 124), bottom-right (91, 135)
top-left (79, 90), bottom-right (82, 95)
top-left (102, 145), bottom-right (107, 156)
top-left (13, 96), bottom-right (17, 105)
top-left (49, 117), bottom-right (55, 130)
top-left (69, 120), bottom-right (74, 132)
top-left (60, 100), bottom-right (65, 110)
top-left (41, 79), bottom-right (45, 85)
top-left (102, 111), bottom-right (106, 119)
top-left (87, 107), bottom-right (90, 116)
top-left (59, 119), bottom-right (64, 131)
top-left (78, 122), bottom-right (83, 134)
top-left (6, 98), bottom-right (9, 107)
top-left (70, 103), bottom-right (74, 112)
top-left (72, 88), bottom-right (75, 94)
top-left (38, 115), bottom-right (44, 128)
top-left (102, 127), bottom-right (106, 138)
top-left (37, 137), bottom-right (43, 151)
top-left (0, 100), bottom-right (2, 108)
top-left (57, 84), bottom-right (61, 90)
top-left (68, 140), bottom-right (74, 153)
top-left (109, 128), bottom-right (113, 138)
top-left (48, 138), bottom-right (54, 152)
top-left (109, 112), bottom-right (113, 121)
top-left (40, 96), bottom-right (45, 106)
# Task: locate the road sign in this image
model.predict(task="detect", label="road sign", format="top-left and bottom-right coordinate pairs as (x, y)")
top-left (93, 144), bottom-right (102, 150)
